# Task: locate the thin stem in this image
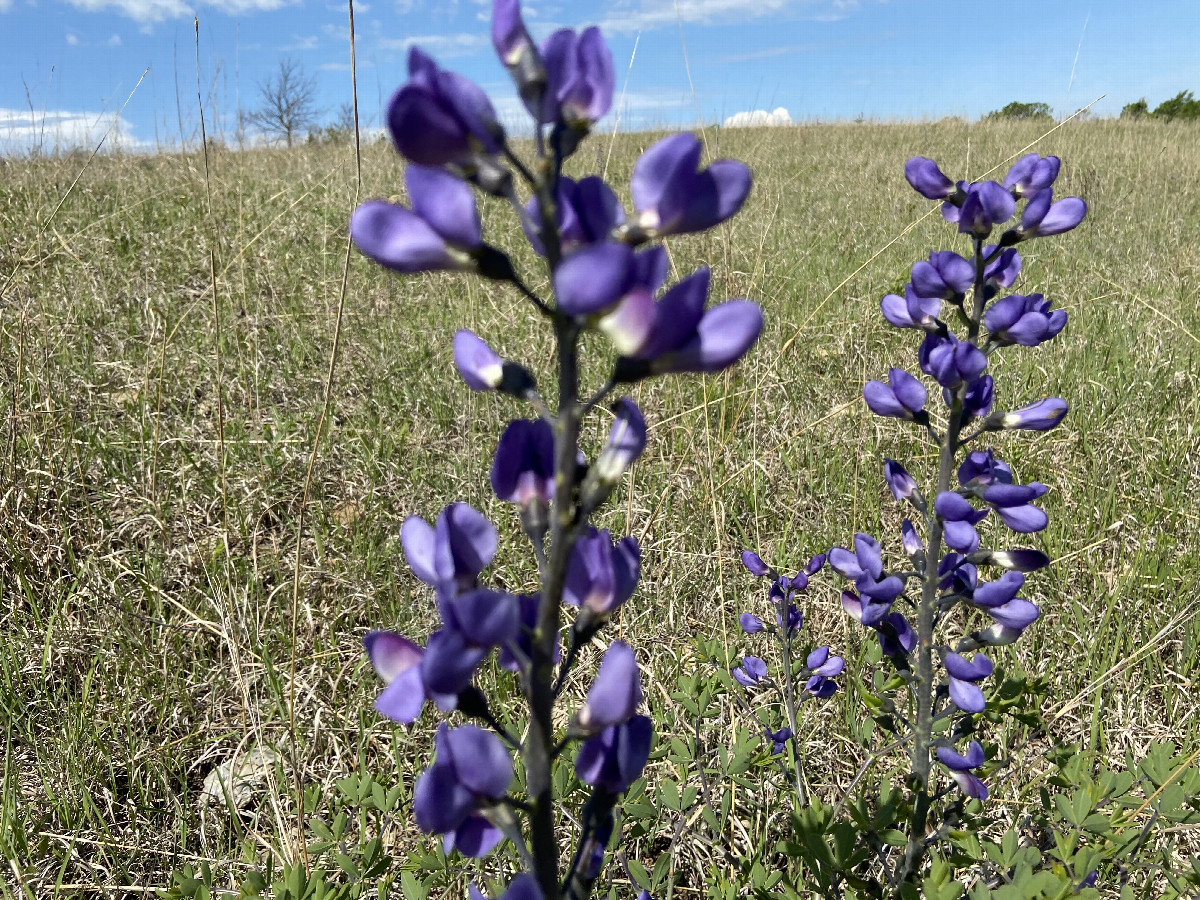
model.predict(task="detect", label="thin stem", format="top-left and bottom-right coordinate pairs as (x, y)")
top-left (581, 378), bottom-right (617, 414)
top-left (777, 612), bottom-right (807, 807)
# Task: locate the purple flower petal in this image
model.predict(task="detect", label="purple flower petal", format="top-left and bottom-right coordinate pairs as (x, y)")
top-left (554, 242), bottom-right (634, 315)
top-left (579, 641), bottom-right (642, 730)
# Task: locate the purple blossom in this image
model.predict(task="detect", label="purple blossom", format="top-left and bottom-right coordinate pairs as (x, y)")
top-left (984, 294), bottom-right (1067, 347)
top-left (973, 548), bottom-right (1051, 572)
top-left (996, 397), bottom-right (1069, 432)
top-left (499, 593), bottom-right (556, 671)
top-left (1017, 188), bottom-right (1087, 239)
top-left (524, 175), bottom-right (625, 256)
top-left (1003, 153), bottom-right (1060, 197)
top-left (829, 533), bottom-right (905, 610)
top-left (364, 630), bottom-right (448, 723)
top-left (960, 375), bottom-right (995, 419)
top-left (904, 157), bottom-right (958, 200)
top-left (958, 449), bottom-right (1013, 487)
top-left (564, 528), bottom-right (641, 615)
top-left (944, 651), bottom-right (993, 713)
top-left (593, 398), bottom-right (647, 484)
top-left (414, 724), bottom-right (513, 857)
top-left (631, 133), bottom-right (752, 237)
top-left (732, 655), bottom-right (768, 687)
top-left (863, 368), bottom-right (928, 419)
top-left (554, 242), bottom-right (635, 315)
top-left (842, 590), bottom-right (915, 656)
top-left (883, 458), bottom-right (919, 501)
top-left (804, 647), bottom-right (844, 699)
top-left (980, 482), bottom-right (1049, 533)
top-left (934, 492), bottom-right (989, 554)
top-left (540, 26), bottom-right (614, 126)
top-left (937, 740), bottom-right (988, 800)
top-left (911, 250), bottom-right (974, 302)
top-left (984, 246), bottom-right (1022, 289)
top-left (401, 502), bottom-right (497, 596)
top-left (454, 330), bottom-right (505, 391)
top-left (470, 873), bottom-right (544, 900)
top-left (388, 47), bottom-right (503, 167)
top-left (952, 181), bottom-right (1016, 237)
top-left (491, 418), bottom-right (555, 507)
top-left (901, 519), bottom-right (924, 559)
top-left (919, 333), bottom-right (988, 389)
top-left (605, 269), bottom-right (762, 380)
top-left (741, 550), bottom-right (772, 577)
top-left (575, 715), bottom-right (653, 793)
top-left (739, 612), bottom-right (766, 634)
top-left (881, 284), bottom-right (942, 331)
top-left (351, 166), bottom-right (483, 274)
top-left (765, 726), bottom-right (793, 755)
top-left (577, 641), bottom-right (643, 732)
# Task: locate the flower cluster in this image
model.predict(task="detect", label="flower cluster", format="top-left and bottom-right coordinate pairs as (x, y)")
top-left (351, 2), bottom-right (762, 897)
top-left (734, 551), bottom-right (842, 791)
top-left (841, 153), bottom-right (1085, 804)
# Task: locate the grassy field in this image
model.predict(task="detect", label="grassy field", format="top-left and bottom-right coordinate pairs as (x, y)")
top-left (2, 117), bottom-right (1199, 897)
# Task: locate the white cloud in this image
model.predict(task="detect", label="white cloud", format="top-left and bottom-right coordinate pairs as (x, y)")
top-left (108, 33), bottom-right (122, 45)
top-left (599, 0), bottom-right (855, 34)
top-left (0, 107), bottom-right (152, 154)
top-left (723, 106), bottom-right (792, 128)
top-left (378, 31), bottom-right (489, 56)
top-left (62, 0), bottom-right (294, 23)
top-left (0, 0), bottom-right (13, 11)
top-left (283, 33), bottom-right (319, 50)
top-left (66, 32), bottom-right (79, 44)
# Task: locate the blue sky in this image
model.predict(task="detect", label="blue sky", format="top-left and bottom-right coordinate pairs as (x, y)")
top-left (2, 0), bottom-right (1199, 152)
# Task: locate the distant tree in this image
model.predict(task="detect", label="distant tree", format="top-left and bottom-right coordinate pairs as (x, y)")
top-left (247, 58), bottom-right (320, 148)
top-left (1121, 98), bottom-right (1150, 119)
top-left (1152, 90), bottom-right (1200, 121)
top-left (984, 101), bottom-right (1053, 121)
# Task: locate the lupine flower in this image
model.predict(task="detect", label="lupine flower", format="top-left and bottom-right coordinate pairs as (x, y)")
top-left (491, 419), bottom-right (555, 507)
top-left (1003, 153), bottom-right (1060, 197)
top-left (765, 726), bottom-right (793, 755)
top-left (491, 0), bottom-right (543, 113)
top-left (540, 25), bottom-right (614, 127)
top-left (739, 612), bottom-right (766, 634)
top-left (351, 165), bottom-right (484, 274)
top-left (904, 156), bottom-right (958, 200)
top-left (364, 630), bottom-right (447, 723)
top-left (883, 458), bottom-right (919, 501)
top-left (960, 374), bottom-right (995, 419)
top-left (454, 330), bottom-right (505, 391)
top-left (423, 589), bottom-right (520, 695)
top-left (934, 492), bottom-right (989, 554)
top-left (829, 533), bottom-right (905, 609)
top-left (993, 397), bottom-right (1068, 432)
top-left (524, 175), bottom-right (625, 256)
top-left (959, 448), bottom-right (1013, 487)
top-left (971, 547), bottom-right (1050, 572)
top-left (499, 593), bottom-right (556, 671)
top-left (630, 133), bottom-right (752, 237)
top-left (389, 47), bottom-right (503, 167)
top-left (951, 181), bottom-right (1015, 237)
top-left (881, 284), bottom-right (943, 330)
top-left (414, 724), bottom-right (513, 857)
top-left (606, 267), bottom-right (764, 380)
top-left (401, 502), bottom-right (498, 597)
top-left (983, 245), bottom-right (1022, 289)
top-left (919, 333), bottom-right (987, 390)
top-left (554, 242), bottom-right (636, 315)
top-left (777, 603), bottom-right (803, 636)
top-left (979, 482), bottom-right (1049, 533)
top-left (732, 655), bottom-right (768, 687)
top-left (804, 647), bottom-right (844, 699)
top-left (911, 250), bottom-right (974, 302)
top-left (469, 873), bottom-right (544, 900)
top-left (937, 740), bottom-right (988, 800)
top-left (845, 588), bottom-right (917, 657)
top-left (944, 651), bottom-right (993, 713)
top-left (741, 550), bottom-right (772, 577)
top-left (1015, 188), bottom-right (1087, 239)
top-left (901, 519), bottom-right (924, 559)
top-left (577, 641), bottom-right (642, 732)
top-left (575, 714), bottom-right (653, 793)
top-left (970, 571), bottom-right (1025, 608)
top-left (984, 293), bottom-right (1067, 347)
top-left (593, 398), bottom-right (647, 484)
top-left (564, 528), bottom-right (641, 615)
top-left (863, 368), bottom-right (928, 419)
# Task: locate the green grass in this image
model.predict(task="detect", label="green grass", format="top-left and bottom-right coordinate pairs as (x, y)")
top-left (1, 118), bottom-right (1198, 897)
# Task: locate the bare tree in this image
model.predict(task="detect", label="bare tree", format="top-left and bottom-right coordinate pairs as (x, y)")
top-left (247, 58), bottom-right (319, 148)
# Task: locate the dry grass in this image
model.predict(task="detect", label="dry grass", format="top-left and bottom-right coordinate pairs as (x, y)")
top-left (1, 118), bottom-right (1198, 897)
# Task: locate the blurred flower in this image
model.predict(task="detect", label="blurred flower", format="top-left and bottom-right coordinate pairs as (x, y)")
top-left (593, 399), bottom-right (647, 484)
top-left (883, 458), bottom-right (919, 501)
top-left (919, 333), bottom-right (987, 389)
top-left (540, 25), bottom-right (614, 127)
top-left (1016, 188), bottom-right (1087, 239)
top-left (414, 724), bottom-right (513, 857)
top-left (904, 156), bottom-right (959, 200)
top-left (491, 419), bottom-right (555, 507)
top-left (577, 641), bottom-right (643, 732)
top-left (765, 726), bottom-right (793, 755)
top-left (524, 175), bottom-right (625, 256)
top-left (739, 612), bottom-right (766, 634)
top-left (575, 715), bottom-right (653, 793)
top-left (631, 133), bottom-right (752, 237)
top-left (401, 502), bottom-right (497, 597)
top-left (1003, 153), bottom-right (1060, 197)
top-left (564, 529), bottom-right (640, 615)
top-left (992, 397), bottom-right (1069, 432)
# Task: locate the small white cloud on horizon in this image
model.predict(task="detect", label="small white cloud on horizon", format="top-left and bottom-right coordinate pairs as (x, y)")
top-left (378, 31), bottom-right (488, 56)
top-left (0, 106), bottom-right (152, 154)
top-left (283, 33), bottom-right (319, 50)
top-left (108, 33), bottom-right (122, 45)
top-left (66, 32), bottom-right (80, 44)
top-left (723, 106), bottom-right (793, 128)
top-left (62, 0), bottom-right (294, 23)
top-left (600, 0), bottom-right (854, 34)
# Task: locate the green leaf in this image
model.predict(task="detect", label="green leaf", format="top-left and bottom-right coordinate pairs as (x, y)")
top-left (627, 859), bottom-right (651, 890)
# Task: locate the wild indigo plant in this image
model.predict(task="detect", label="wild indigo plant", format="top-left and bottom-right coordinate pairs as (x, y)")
top-left (350, 3), bottom-right (761, 898)
top-left (743, 153), bottom-right (1086, 892)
